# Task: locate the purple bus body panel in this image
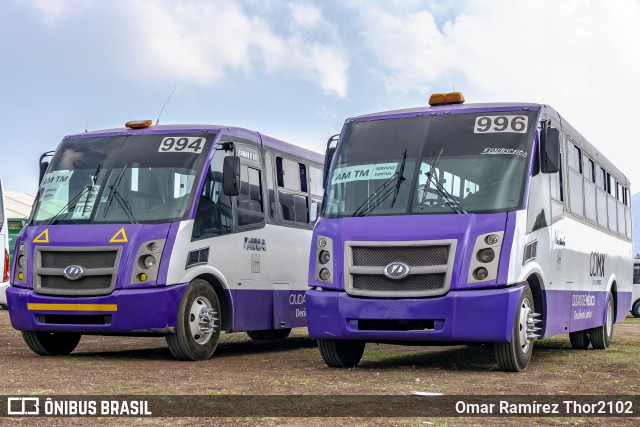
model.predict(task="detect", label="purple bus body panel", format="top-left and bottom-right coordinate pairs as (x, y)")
top-left (230, 289), bottom-right (307, 332)
top-left (7, 284), bottom-right (186, 333)
top-left (306, 286), bottom-right (522, 342)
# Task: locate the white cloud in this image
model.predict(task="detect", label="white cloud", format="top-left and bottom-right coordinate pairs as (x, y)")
top-left (22, 0), bottom-right (349, 98)
top-left (348, 0), bottom-right (640, 184)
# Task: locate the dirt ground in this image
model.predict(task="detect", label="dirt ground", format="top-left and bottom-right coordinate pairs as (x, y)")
top-left (0, 310), bottom-right (638, 426)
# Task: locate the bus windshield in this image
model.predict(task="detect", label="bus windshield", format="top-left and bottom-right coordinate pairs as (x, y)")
top-left (32, 133), bottom-right (214, 225)
top-left (323, 111), bottom-right (538, 218)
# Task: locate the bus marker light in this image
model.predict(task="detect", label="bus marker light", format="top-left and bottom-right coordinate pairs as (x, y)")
top-left (485, 234), bottom-right (499, 245)
top-left (17, 272), bottom-right (25, 281)
top-left (428, 92), bottom-right (465, 106)
top-left (318, 238), bottom-right (327, 248)
top-left (125, 120), bottom-right (152, 129)
top-left (138, 273), bottom-right (148, 282)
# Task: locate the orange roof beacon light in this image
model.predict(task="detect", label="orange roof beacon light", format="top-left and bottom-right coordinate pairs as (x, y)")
top-left (428, 92), bottom-right (465, 106)
top-left (125, 119), bottom-right (153, 129)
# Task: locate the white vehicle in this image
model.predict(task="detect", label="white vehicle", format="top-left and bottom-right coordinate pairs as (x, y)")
top-left (632, 260), bottom-right (640, 317)
top-left (0, 177), bottom-right (9, 309)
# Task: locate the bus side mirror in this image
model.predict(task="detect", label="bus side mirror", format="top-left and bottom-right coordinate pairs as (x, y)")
top-left (322, 147), bottom-right (336, 189)
top-left (541, 127), bottom-right (561, 174)
top-left (38, 150), bottom-right (55, 184)
top-left (39, 161), bottom-right (49, 184)
top-left (222, 156), bottom-right (241, 196)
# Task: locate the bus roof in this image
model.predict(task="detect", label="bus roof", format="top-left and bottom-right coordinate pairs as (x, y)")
top-left (347, 102), bottom-right (630, 186)
top-left (64, 124), bottom-right (324, 165)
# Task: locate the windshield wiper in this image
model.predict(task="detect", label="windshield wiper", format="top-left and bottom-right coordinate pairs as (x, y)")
top-left (418, 149), bottom-right (466, 214)
top-left (102, 165), bottom-right (138, 224)
top-left (47, 163), bottom-right (102, 225)
top-left (352, 151), bottom-right (407, 217)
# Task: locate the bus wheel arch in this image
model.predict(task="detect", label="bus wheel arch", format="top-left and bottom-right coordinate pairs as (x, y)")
top-left (195, 273), bottom-right (232, 332)
top-left (609, 281), bottom-right (618, 324)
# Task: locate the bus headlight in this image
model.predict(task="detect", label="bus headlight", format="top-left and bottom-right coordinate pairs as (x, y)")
top-left (141, 255), bottom-right (156, 269)
top-left (131, 239), bottom-right (166, 284)
top-left (319, 268), bottom-right (331, 281)
top-left (315, 236), bottom-right (334, 284)
top-left (476, 248), bottom-right (495, 263)
top-left (319, 250), bottom-right (331, 264)
top-left (473, 267), bottom-right (489, 281)
top-left (17, 255), bottom-right (27, 269)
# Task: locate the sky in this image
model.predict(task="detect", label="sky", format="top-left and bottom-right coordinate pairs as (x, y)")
top-left (1, 0), bottom-right (640, 195)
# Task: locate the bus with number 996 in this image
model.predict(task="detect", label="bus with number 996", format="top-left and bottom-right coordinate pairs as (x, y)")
top-left (307, 92), bottom-right (633, 371)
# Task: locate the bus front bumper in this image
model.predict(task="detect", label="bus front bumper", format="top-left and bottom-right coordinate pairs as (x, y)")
top-left (306, 286), bottom-right (524, 343)
top-left (5, 284), bottom-right (188, 334)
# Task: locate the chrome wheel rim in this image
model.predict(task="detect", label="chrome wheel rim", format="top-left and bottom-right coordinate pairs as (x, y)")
top-left (188, 296), bottom-right (217, 345)
top-left (518, 298), bottom-right (532, 353)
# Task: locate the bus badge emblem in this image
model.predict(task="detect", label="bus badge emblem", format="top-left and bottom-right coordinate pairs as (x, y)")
top-left (383, 262), bottom-right (410, 280)
top-left (63, 265), bottom-right (85, 281)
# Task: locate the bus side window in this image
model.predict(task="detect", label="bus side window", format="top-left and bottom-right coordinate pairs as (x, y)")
top-left (276, 156), bottom-right (309, 225)
top-left (192, 151), bottom-right (234, 240)
top-left (265, 152), bottom-right (276, 220)
top-left (583, 156), bottom-right (597, 223)
top-left (595, 165), bottom-right (608, 228)
top-left (237, 164), bottom-right (264, 227)
top-left (567, 142), bottom-right (583, 217)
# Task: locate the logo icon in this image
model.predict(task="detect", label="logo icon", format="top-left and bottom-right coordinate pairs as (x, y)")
top-left (7, 397), bottom-right (40, 415)
top-left (383, 262), bottom-right (410, 280)
top-left (63, 265), bottom-right (85, 281)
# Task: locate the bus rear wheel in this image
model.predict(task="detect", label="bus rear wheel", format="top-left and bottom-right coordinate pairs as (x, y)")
top-left (631, 300), bottom-right (640, 318)
top-left (569, 330), bottom-right (590, 349)
top-left (166, 279), bottom-right (221, 361)
top-left (247, 328), bottom-right (291, 341)
top-left (494, 285), bottom-right (535, 372)
top-left (318, 339), bottom-right (365, 368)
top-left (590, 292), bottom-right (614, 350)
top-left (21, 330), bottom-right (81, 356)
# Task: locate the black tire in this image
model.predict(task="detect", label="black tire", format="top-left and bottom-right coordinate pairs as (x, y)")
top-left (590, 291), bottom-right (614, 350)
top-left (631, 300), bottom-right (640, 318)
top-left (318, 339), bottom-right (365, 368)
top-left (247, 328), bottom-right (291, 341)
top-left (21, 330), bottom-right (81, 356)
top-left (569, 330), bottom-right (590, 349)
top-left (494, 285), bottom-right (535, 372)
top-left (166, 279), bottom-right (221, 361)
top-left (0, 304), bottom-right (8, 310)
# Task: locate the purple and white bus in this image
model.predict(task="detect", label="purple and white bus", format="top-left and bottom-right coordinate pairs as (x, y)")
top-left (7, 121), bottom-right (323, 360)
top-left (307, 92), bottom-right (633, 371)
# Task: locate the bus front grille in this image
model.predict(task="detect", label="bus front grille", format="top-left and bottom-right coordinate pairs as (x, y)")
top-left (345, 240), bottom-right (456, 298)
top-left (34, 246), bottom-right (121, 296)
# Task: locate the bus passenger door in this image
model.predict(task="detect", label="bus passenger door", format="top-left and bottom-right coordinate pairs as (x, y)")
top-left (233, 144), bottom-right (272, 331)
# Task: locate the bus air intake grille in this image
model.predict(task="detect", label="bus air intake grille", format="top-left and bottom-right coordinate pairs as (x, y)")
top-left (345, 240), bottom-right (456, 298)
top-left (352, 274), bottom-right (445, 293)
top-left (34, 246), bottom-right (122, 296)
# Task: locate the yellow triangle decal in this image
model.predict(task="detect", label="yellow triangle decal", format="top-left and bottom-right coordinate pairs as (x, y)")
top-left (109, 227), bottom-right (128, 243)
top-left (33, 229), bottom-right (49, 243)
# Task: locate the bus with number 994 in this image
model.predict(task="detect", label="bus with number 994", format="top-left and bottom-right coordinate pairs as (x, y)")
top-left (307, 92), bottom-right (633, 371)
top-left (7, 120), bottom-right (323, 360)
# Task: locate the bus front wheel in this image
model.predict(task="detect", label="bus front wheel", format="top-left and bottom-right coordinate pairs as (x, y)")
top-left (166, 279), bottom-right (221, 361)
top-left (318, 339), bottom-right (365, 368)
top-left (590, 292), bottom-right (614, 350)
top-left (494, 285), bottom-right (535, 372)
top-left (21, 330), bottom-right (81, 356)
